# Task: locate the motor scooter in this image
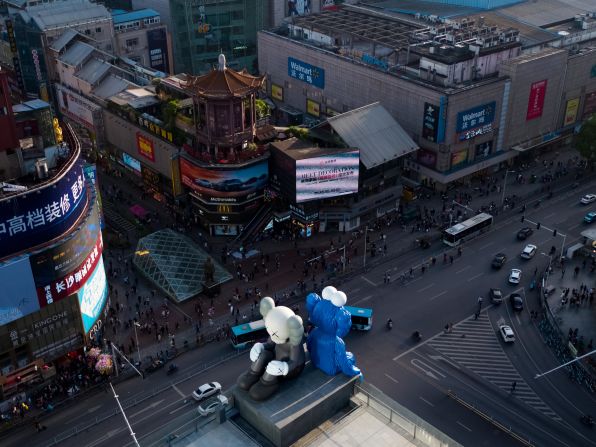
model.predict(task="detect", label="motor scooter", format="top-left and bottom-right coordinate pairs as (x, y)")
top-left (387, 319), bottom-right (393, 330)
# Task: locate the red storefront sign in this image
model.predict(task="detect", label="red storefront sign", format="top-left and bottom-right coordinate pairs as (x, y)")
top-left (526, 80), bottom-right (548, 121)
top-left (37, 233), bottom-right (103, 306)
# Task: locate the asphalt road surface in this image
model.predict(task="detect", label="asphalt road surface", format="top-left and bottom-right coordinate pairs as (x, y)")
top-left (5, 182), bottom-right (596, 447)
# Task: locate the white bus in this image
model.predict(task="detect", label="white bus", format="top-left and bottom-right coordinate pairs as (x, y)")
top-left (443, 213), bottom-right (493, 246)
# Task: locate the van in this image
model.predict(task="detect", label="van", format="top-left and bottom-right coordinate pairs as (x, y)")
top-left (489, 288), bottom-right (503, 304)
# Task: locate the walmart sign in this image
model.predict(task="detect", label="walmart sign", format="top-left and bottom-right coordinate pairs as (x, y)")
top-left (288, 57), bottom-right (325, 89)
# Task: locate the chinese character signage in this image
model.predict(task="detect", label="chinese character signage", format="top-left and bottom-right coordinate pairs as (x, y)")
top-left (36, 233), bottom-right (103, 307)
top-left (78, 255), bottom-right (108, 333)
top-left (564, 98), bottom-right (580, 126)
top-left (422, 103), bottom-right (439, 142)
top-left (456, 102), bottom-right (496, 134)
top-left (0, 159), bottom-right (87, 258)
top-left (288, 57), bottom-right (325, 89)
top-left (583, 91), bottom-right (596, 118)
top-left (0, 257), bottom-right (40, 325)
top-left (306, 99), bottom-right (320, 117)
top-left (137, 132), bottom-right (155, 162)
top-left (147, 28), bottom-right (169, 73)
top-left (526, 80), bottom-right (548, 121)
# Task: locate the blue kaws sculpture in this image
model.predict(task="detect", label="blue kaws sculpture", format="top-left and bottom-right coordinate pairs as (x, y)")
top-left (306, 286), bottom-right (361, 377)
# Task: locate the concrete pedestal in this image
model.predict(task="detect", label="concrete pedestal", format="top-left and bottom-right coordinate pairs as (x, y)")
top-left (233, 363), bottom-right (358, 447)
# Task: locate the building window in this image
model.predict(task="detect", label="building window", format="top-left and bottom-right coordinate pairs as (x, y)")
top-left (85, 29), bottom-right (91, 35)
top-left (96, 27), bottom-right (102, 33)
top-left (126, 38), bottom-right (139, 47)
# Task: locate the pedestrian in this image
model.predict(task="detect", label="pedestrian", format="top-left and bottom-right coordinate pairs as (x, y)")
top-left (511, 381), bottom-right (516, 393)
top-left (449, 255), bottom-right (454, 265)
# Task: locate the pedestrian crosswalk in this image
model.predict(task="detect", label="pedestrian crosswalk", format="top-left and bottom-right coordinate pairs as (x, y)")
top-left (429, 313), bottom-right (562, 422)
top-left (103, 201), bottom-right (137, 233)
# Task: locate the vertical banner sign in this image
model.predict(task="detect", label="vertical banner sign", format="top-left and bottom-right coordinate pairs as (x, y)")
top-left (271, 84), bottom-right (283, 101)
top-left (136, 132), bottom-right (155, 162)
top-left (583, 91), bottom-right (596, 118)
top-left (526, 80), bottom-right (548, 121)
top-left (306, 99), bottom-right (320, 117)
top-left (422, 103), bottom-right (439, 142)
top-left (563, 98), bottom-right (580, 126)
top-left (146, 28), bottom-right (169, 73)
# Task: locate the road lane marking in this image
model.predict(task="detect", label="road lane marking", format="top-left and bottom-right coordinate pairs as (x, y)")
top-left (419, 396), bottom-right (435, 407)
top-left (456, 421), bottom-right (472, 432)
top-left (411, 359), bottom-right (446, 380)
top-left (172, 384), bottom-right (186, 398)
top-left (353, 295), bottom-right (373, 305)
top-left (169, 404), bottom-right (189, 415)
top-left (417, 283), bottom-right (435, 292)
top-left (428, 354), bottom-right (461, 370)
top-left (352, 288), bottom-right (361, 294)
top-left (456, 265), bottom-right (471, 274)
top-left (479, 241), bottom-right (494, 250)
top-left (429, 291), bottom-right (447, 301)
top-left (87, 405), bottom-right (102, 413)
top-left (361, 276), bottom-right (378, 287)
top-left (543, 212), bottom-right (556, 219)
top-left (515, 313), bottom-right (522, 325)
top-left (467, 272), bottom-right (484, 282)
top-left (568, 223), bottom-right (580, 230)
top-left (129, 399), bottom-right (165, 418)
top-left (384, 373), bottom-right (399, 384)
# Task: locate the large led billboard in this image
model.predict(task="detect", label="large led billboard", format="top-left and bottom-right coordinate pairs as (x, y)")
top-left (180, 158), bottom-right (268, 203)
top-left (296, 151), bottom-right (359, 203)
top-left (29, 204), bottom-right (101, 288)
top-left (0, 157), bottom-right (87, 259)
top-left (77, 255), bottom-right (108, 333)
top-left (0, 257), bottom-right (39, 325)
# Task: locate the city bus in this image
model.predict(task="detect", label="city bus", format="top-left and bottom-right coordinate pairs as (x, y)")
top-left (229, 320), bottom-right (269, 349)
top-left (443, 213), bottom-right (493, 247)
top-left (344, 306), bottom-right (373, 331)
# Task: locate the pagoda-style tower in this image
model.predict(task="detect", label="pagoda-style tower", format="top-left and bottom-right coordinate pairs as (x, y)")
top-left (186, 54), bottom-right (265, 162)
top-left (180, 55), bottom-right (270, 237)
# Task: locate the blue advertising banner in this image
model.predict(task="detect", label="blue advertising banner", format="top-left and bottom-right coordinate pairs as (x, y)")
top-left (456, 102), bottom-right (496, 133)
top-left (78, 255), bottom-right (108, 333)
top-left (0, 158), bottom-right (88, 259)
top-left (0, 257), bottom-right (40, 325)
top-left (288, 57), bottom-right (325, 89)
top-left (147, 28), bottom-right (169, 73)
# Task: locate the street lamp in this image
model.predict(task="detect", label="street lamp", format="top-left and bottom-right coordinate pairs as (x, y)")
top-left (540, 252), bottom-right (553, 299)
top-left (363, 226), bottom-right (374, 269)
top-left (501, 170), bottom-right (516, 207)
top-left (133, 322), bottom-right (141, 364)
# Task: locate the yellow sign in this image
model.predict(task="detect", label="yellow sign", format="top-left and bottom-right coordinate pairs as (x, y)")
top-left (564, 97), bottom-right (579, 126)
top-left (306, 99), bottom-right (320, 117)
top-left (271, 84), bottom-right (283, 101)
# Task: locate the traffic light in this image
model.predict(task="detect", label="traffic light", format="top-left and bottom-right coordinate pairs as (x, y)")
top-left (537, 222), bottom-right (541, 230)
top-left (521, 215), bottom-right (525, 223)
top-left (553, 229), bottom-right (557, 237)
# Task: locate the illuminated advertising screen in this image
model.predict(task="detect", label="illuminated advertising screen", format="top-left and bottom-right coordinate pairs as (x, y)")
top-left (306, 99), bottom-right (320, 117)
top-left (271, 84), bottom-right (283, 101)
top-left (526, 80), bottom-right (548, 121)
top-left (122, 152), bottom-right (142, 173)
top-left (296, 150), bottom-right (359, 203)
top-left (36, 233), bottom-right (103, 307)
top-left (77, 255), bottom-right (108, 333)
top-left (288, 0), bottom-right (311, 15)
top-left (456, 102), bottom-right (496, 141)
top-left (147, 28), bottom-right (169, 73)
top-left (29, 204), bottom-right (100, 288)
top-left (422, 102), bottom-right (439, 142)
top-left (180, 158), bottom-right (268, 203)
top-left (0, 257), bottom-right (40, 325)
top-left (0, 157), bottom-right (88, 259)
top-left (136, 132), bottom-right (155, 162)
top-left (564, 98), bottom-right (580, 126)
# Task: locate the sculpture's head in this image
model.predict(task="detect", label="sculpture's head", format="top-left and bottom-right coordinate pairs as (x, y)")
top-left (259, 296), bottom-right (304, 345)
top-left (306, 286), bottom-right (351, 338)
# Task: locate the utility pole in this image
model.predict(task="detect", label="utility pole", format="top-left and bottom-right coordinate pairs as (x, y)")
top-left (110, 382), bottom-right (141, 447)
top-left (535, 349), bottom-right (596, 379)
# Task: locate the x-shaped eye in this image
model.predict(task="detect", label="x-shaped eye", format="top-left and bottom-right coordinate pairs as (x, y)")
top-left (271, 330), bottom-right (278, 339)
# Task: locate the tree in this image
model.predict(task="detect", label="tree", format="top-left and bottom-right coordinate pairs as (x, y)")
top-left (255, 99), bottom-right (270, 120)
top-left (575, 114), bottom-right (596, 162)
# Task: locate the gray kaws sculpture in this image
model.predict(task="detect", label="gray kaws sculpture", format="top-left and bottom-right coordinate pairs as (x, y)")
top-left (237, 296), bottom-right (305, 401)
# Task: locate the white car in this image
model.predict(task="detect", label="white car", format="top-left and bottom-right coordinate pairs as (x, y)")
top-left (499, 325), bottom-right (515, 343)
top-left (192, 382), bottom-right (222, 401)
top-left (520, 244), bottom-right (537, 259)
top-left (580, 194), bottom-right (596, 205)
top-left (509, 268), bottom-right (522, 284)
top-left (197, 394), bottom-right (228, 416)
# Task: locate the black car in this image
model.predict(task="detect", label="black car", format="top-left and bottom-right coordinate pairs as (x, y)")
top-left (510, 293), bottom-right (524, 311)
top-left (517, 227), bottom-right (534, 240)
top-left (491, 253), bottom-right (507, 269)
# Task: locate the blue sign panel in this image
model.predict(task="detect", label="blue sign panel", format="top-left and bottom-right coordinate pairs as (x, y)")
top-left (0, 257), bottom-right (40, 325)
top-left (288, 57), bottom-right (325, 89)
top-left (456, 102), bottom-right (496, 133)
top-left (78, 255), bottom-right (108, 333)
top-left (0, 157), bottom-right (88, 259)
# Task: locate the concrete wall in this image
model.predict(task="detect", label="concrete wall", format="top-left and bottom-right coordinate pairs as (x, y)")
top-left (562, 48), bottom-right (596, 122)
top-left (103, 109), bottom-right (178, 180)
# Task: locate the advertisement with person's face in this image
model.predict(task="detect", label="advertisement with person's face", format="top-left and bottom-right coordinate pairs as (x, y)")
top-left (180, 158), bottom-right (268, 203)
top-left (78, 255), bottom-right (108, 333)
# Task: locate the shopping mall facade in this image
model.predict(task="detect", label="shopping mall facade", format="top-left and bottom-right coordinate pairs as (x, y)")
top-left (0, 134), bottom-right (106, 397)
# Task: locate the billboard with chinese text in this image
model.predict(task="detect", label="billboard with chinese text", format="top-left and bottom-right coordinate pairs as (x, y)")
top-left (29, 204), bottom-right (101, 288)
top-left (296, 150), bottom-right (359, 203)
top-left (55, 84), bottom-right (99, 131)
top-left (0, 157), bottom-right (88, 259)
top-left (583, 91), bottom-right (596, 118)
top-left (147, 28), bottom-right (169, 73)
top-left (563, 98), bottom-right (580, 126)
top-left (526, 80), bottom-right (547, 121)
top-left (456, 102), bottom-right (496, 141)
top-left (180, 158), bottom-right (268, 203)
top-left (137, 132), bottom-right (155, 162)
top-left (0, 257), bottom-right (39, 325)
top-left (36, 233), bottom-right (103, 307)
top-left (77, 255), bottom-right (108, 333)
top-left (288, 57), bottom-right (325, 89)
top-left (422, 103), bottom-right (439, 142)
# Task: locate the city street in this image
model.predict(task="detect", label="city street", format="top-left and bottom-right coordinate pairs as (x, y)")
top-left (4, 147), bottom-right (596, 446)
